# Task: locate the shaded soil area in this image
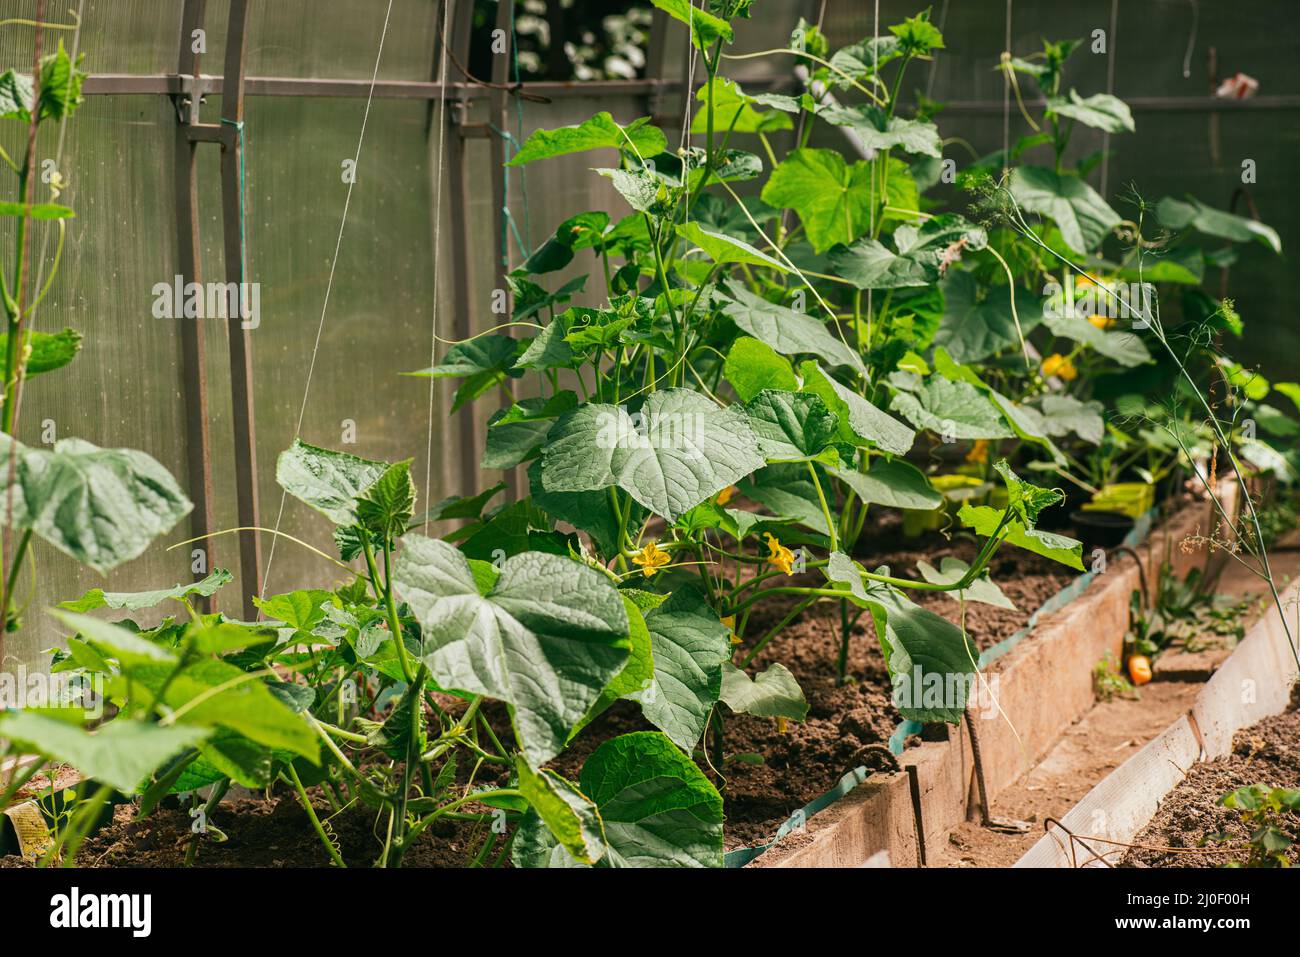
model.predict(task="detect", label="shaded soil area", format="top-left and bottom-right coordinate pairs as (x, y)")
top-left (1121, 697), bottom-right (1300, 868)
top-left (1, 791), bottom-right (498, 868)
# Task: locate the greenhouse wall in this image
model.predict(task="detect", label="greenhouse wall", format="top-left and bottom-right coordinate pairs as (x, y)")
top-left (0, 0), bottom-right (1294, 672)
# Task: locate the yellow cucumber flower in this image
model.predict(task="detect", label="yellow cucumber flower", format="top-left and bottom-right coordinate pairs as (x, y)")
top-left (764, 533), bottom-right (795, 575)
top-left (1041, 353), bottom-right (1078, 381)
top-left (631, 541), bottom-right (671, 577)
top-left (721, 615), bottom-right (741, 646)
top-left (715, 485), bottom-right (737, 506)
top-left (965, 439), bottom-right (990, 464)
top-left (1087, 314), bottom-right (1114, 330)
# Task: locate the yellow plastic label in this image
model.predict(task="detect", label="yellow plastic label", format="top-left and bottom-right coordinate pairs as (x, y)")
top-left (4, 800), bottom-right (54, 861)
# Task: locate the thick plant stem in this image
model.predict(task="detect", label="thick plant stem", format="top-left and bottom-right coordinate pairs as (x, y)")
top-left (403, 787), bottom-right (520, 847)
top-left (0, 5), bottom-right (45, 668)
top-left (807, 461), bottom-right (838, 553)
top-left (368, 537), bottom-right (414, 684)
top-left (836, 599), bottom-right (851, 684)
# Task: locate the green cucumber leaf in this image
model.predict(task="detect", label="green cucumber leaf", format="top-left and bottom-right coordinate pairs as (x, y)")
top-left (508, 112), bottom-right (667, 166)
top-left (0, 435), bottom-right (191, 574)
top-left (719, 661), bottom-right (808, 720)
top-left (540, 388), bottom-right (765, 522)
top-left (392, 535), bottom-right (630, 767)
top-left (514, 730), bottom-right (724, 867)
top-left (59, 569), bottom-right (232, 613)
top-left (0, 711), bottom-right (207, 794)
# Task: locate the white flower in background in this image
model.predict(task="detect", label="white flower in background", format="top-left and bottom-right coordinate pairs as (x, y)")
top-left (1215, 72), bottom-right (1260, 100)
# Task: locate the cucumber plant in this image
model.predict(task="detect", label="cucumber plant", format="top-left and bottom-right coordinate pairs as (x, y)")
top-left (0, 37), bottom-right (192, 652)
top-left (3, 2), bottom-right (1295, 870)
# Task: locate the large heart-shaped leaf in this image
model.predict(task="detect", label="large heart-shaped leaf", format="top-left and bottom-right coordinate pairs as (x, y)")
top-left (827, 236), bottom-right (930, 289)
top-left (760, 148), bottom-right (874, 253)
top-left (722, 283), bottom-right (865, 375)
top-left (0, 435), bottom-right (191, 574)
top-left (527, 460), bottom-right (630, 557)
top-left (690, 77), bottom-right (792, 134)
top-left (888, 374), bottom-right (1013, 440)
top-left (798, 361), bottom-right (915, 456)
top-left (540, 388), bottom-right (765, 522)
top-left (934, 271), bottom-right (1038, 363)
top-left (723, 336), bottom-right (798, 402)
top-left (829, 214), bottom-right (987, 290)
top-left (392, 535), bottom-right (630, 767)
top-left (1009, 166), bottom-right (1120, 253)
top-left (513, 731), bottom-right (724, 867)
top-left (744, 390), bottom-right (841, 463)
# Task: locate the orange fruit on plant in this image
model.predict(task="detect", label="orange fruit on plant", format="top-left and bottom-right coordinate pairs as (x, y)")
top-left (1127, 654), bottom-right (1153, 686)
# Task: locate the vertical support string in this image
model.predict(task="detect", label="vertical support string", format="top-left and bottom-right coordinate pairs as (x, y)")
top-left (1002, 0), bottom-right (1012, 173)
top-left (1100, 0), bottom-right (1119, 199)
top-left (261, 0), bottom-right (395, 599)
top-left (424, 0), bottom-right (454, 514)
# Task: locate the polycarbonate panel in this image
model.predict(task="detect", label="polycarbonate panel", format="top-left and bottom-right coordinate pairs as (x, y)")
top-left (823, 0), bottom-right (1299, 380)
top-left (201, 0), bottom-right (438, 81)
top-left (191, 95), bottom-right (452, 602)
top-left (0, 94), bottom-right (193, 671)
top-left (0, 0), bottom-right (185, 77)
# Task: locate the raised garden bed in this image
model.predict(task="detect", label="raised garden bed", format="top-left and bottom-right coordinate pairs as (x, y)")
top-left (752, 485), bottom-right (1234, 867)
top-left (1120, 702), bottom-right (1300, 868)
top-left (1016, 576), bottom-right (1300, 868)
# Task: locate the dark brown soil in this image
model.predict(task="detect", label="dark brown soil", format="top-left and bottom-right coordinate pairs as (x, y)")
top-left (1121, 697), bottom-right (1300, 868)
top-left (0, 790), bottom-right (499, 868)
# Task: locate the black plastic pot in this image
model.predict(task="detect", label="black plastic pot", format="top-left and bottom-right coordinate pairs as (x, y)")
top-left (1038, 483), bottom-right (1091, 531)
top-left (1069, 509), bottom-right (1135, 553)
